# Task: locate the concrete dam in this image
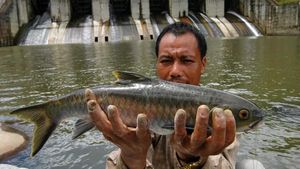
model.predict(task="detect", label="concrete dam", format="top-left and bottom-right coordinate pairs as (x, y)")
top-left (2, 0), bottom-right (297, 46)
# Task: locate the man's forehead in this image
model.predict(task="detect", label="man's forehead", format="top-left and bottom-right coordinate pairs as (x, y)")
top-left (161, 32), bottom-right (197, 41)
top-left (159, 32), bottom-right (198, 49)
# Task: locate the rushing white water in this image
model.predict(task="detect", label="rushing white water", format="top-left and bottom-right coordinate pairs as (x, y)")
top-left (200, 13), bottom-right (224, 37)
top-left (19, 14), bottom-right (94, 45)
top-left (227, 11), bottom-right (261, 36)
top-left (164, 12), bottom-right (175, 24)
top-left (63, 16), bottom-right (94, 44)
top-left (150, 16), bottom-right (160, 38)
top-left (217, 16), bottom-right (239, 37)
top-left (210, 17), bottom-right (231, 37)
top-left (188, 12), bottom-right (209, 37)
top-left (19, 13), bottom-right (52, 45)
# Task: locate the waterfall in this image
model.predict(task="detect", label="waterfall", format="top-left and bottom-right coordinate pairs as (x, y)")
top-left (227, 11), bottom-right (261, 36)
top-left (164, 12), bottom-right (175, 24)
top-left (109, 15), bottom-right (122, 42)
top-left (150, 16), bottom-right (160, 38)
top-left (188, 12), bottom-right (209, 37)
top-left (199, 13), bottom-right (224, 37)
top-left (63, 16), bottom-right (94, 44)
top-left (19, 12), bottom-right (52, 45)
top-left (210, 17), bottom-right (231, 37)
top-left (217, 17), bottom-right (239, 37)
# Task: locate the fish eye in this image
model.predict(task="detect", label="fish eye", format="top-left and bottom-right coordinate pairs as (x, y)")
top-left (239, 109), bottom-right (249, 120)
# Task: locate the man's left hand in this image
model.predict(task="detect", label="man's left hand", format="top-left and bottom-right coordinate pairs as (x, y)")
top-left (171, 105), bottom-right (236, 162)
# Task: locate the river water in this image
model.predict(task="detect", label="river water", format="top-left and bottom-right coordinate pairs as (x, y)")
top-left (0, 36), bottom-right (299, 169)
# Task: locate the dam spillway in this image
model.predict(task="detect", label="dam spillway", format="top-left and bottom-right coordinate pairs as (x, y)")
top-left (1, 0), bottom-right (266, 46)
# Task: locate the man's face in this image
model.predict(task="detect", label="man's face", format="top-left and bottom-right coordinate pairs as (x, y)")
top-left (156, 32), bottom-right (206, 85)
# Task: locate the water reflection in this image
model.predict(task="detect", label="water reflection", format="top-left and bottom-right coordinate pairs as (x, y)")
top-left (0, 37), bottom-right (299, 169)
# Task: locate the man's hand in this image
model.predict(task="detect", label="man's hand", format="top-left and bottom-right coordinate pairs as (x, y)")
top-left (171, 105), bottom-right (236, 163)
top-left (85, 89), bottom-right (151, 169)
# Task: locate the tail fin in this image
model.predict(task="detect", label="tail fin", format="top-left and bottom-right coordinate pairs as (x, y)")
top-left (10, 103), bottom-right (59, 157)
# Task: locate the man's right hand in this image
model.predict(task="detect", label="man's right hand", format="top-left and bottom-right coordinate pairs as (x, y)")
top-left (85, 89), bottom-right (152, 169)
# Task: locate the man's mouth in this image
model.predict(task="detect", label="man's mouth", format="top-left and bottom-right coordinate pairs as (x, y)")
top-left (169, 78), bottom-right (188, 84)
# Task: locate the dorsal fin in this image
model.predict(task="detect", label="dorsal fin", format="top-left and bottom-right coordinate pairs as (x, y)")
top-left (112, 71), bottom-right (151, 84)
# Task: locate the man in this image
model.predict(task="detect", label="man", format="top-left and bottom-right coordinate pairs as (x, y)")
top-left (85, 22), bottom-right (237, 169)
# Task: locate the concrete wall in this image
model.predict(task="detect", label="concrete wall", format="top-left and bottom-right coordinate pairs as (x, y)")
top-left (206, 0), bottom-right (224, 17)
top-left (141, 0), bottom-right (150, 19)
top-left (131, 0), bottom-right (150, 19)
top-left (0, 10), bottom-right (13, 46)
top-left (17, 0), bottom-right (31, 26)
top-left (169, 0), bottom-right (188, 18)
top-left (131, 0), bottom-right (139, 19)
top-left (50, 0), bottom-right (71, 22)
top-left (239, 0), bottom-right (300, 35)
top-left (0, 0), bottom-right (18, 46)
top-left (92, 0), bottom-right (109, 22)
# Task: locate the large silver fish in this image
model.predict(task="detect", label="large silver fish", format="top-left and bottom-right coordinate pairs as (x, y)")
top-left (11, 71), bottom-right (264, 157)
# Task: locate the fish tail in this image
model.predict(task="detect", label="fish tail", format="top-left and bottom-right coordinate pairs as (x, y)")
top-left (10, 103), bottom-right (59, 157)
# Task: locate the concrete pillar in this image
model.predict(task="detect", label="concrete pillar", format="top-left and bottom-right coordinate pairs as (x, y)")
top-left (92, 0), bottom-right (109, 22)
top-left (179, 0), bottom-right (188, 16)
top-left (206, 0), bottom-right (224, 17)
top-left (10, 0), bottom-right (19, 37)
top-left (92, 0), bottom-right (101, 21)
top-left (141, 0), bottom-right (150, 19)
top-left (101, 0), bottom-right (109, 22)
top-left (50, 0), bottom-right (71, 22)
top-left (92, 0), bottom-right (109, 43)
top-left (17, 0), bottom-right (30, 26)
top-left (130, 0), bottom-right (150, 19)
top-left (131, 0), bottom-right (139, 19)
top-left (169, 0), bottom-right (188, 18)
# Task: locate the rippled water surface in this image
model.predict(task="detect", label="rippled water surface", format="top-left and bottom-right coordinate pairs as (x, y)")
top-left (0, 37), bottom-right (299, 169)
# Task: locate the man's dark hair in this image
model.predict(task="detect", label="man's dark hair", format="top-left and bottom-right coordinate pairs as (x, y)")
top-left (155, 22), bottom-right (207, 59)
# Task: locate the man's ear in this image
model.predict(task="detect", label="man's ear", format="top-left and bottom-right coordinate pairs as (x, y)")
top-left (201, 56), bottom-right (207, 74)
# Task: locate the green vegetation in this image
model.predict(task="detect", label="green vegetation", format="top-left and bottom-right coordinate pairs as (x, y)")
top-left (274, 0), bottom-right (299, 5)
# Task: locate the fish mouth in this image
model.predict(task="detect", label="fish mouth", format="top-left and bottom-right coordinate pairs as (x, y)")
top-left (247, 119), bottom-right (263, 131)
top-left (245, 109), bottom-right (265, 131)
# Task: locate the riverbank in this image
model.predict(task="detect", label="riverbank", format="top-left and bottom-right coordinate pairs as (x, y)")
top-left (0, 123), bottom-right (28, 161)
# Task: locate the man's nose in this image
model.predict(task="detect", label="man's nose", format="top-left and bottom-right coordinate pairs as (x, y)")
top-left (169, 62), bottom-right (182, 78)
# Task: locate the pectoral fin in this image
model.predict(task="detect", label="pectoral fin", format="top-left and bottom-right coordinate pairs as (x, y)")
top-left (72, 117), bottom-right (95, 139)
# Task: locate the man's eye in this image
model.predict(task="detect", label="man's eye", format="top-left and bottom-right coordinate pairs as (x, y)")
top-left (182, 59), bottom-right (194, 63)
top-left (160, 59), bottom-right (172, 64)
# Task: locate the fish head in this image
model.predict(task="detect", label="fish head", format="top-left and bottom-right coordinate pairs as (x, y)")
top-left (222, 98), bottom-right (265, 133)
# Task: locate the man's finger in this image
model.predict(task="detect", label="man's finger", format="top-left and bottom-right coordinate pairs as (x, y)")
top-left (136, 114), bottom-right (150, 139)
top-left (174, 109), bottom-right (187, 142)
top-left (191, 105), bottom-right (209, 147)
top-left (87, 100), bottom-right (97, 113)
top-left (224, 109), bottom-right (236, 146)
top-left (87, 100), bottom-right (112, 132)
top-left (85, 88), bottom-right (96, 102)
top-left (107, 105), bottom-right (127, 136)
top-left (209, 108), bottom-right (226, 154)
